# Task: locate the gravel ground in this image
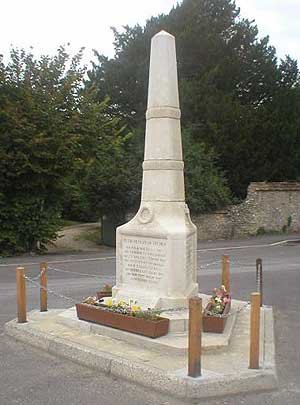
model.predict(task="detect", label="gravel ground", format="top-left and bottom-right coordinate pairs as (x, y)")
top-left (46, 223), bottom-right (104, 253)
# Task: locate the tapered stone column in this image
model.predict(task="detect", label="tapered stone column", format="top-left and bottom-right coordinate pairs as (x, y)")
top-left (112, 30), bottom-right (198, 309)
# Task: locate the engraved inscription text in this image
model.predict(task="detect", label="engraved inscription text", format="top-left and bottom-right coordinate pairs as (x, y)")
top-left (123, 236), bottom-right (167, 284)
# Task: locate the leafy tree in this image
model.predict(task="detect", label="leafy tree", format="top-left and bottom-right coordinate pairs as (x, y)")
top-left (183, 129), bottom-right (232, 213)
top-left (63, 88), bottom-right (142, 222)
top-left (87, 0), bottom-right (300, 198)
top-left (0, 47), bottom-right (133, 254)
top-left (0, 47), bottom-right (86, 253)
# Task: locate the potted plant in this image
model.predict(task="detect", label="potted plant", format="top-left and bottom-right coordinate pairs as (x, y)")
top-left (202, 285), bottom-right (231, 333)
top-left (97, 284), bottom-right (113, 300)
top-left (76, 297), bottom-right (169, 338)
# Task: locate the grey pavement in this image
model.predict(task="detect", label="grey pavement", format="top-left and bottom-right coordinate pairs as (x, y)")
top-left (1, 234), bottom-right (300, 404)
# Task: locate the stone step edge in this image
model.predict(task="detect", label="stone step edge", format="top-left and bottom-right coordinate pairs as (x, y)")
top-left (56, 306), bottom-right (238, 355)
top-left (4, 315), bottom-right (277, 400)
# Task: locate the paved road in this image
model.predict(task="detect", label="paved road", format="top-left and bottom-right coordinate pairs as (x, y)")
top-left (1, 235), bottom-right (300, 404)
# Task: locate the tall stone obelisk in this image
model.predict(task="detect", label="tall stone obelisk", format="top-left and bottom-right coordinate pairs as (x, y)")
top-left (112, 30), bottom-right (198, 309)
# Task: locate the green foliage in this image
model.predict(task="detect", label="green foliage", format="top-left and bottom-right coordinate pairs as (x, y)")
top-left (2, 0), bottom-right (300, 254)
top-left (0, 194), bottom-right (61, 254)
top-left (0, 47), bottom-right (132, 255)
top-left (87, 0), bottom-right (300, 198)
top-left (0, 47), bottom-right (86, 254)
top-left (82, 119), bottom-right (141, 219)
top-left (63, 91), bottom-right (142, 221)
top-left (183, 130), bottom-right (232, 213)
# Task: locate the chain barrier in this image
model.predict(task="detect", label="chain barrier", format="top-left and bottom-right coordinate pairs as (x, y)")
top-left (27, 266), bottom-right (47, 281)
top-left (198, 260), bottom-right (220, 272)
top-left (21, 257), bottom-right (256, 314)
top-left (48, 266), bottom-right (107, 279)
top-left (198, 258), bottom-right (256, 272)
top-left (24, 272), bottom-right (250, 318)
top-left (229, 259), bottom-right (255, 268)
top-left (161, 301), bottom-right (250, 317)
top-left (25, 265), bottom-right (112, 281)
top-left (222, 301), bottom-right (250, 318)
top-left (24, 274), bottom-right (77, 303)
top-left (28, 260), bottom-right (253, 278)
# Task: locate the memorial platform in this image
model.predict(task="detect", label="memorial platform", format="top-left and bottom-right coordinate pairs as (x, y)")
top-left (57, 294), bottom-right (239, 355)
top-left (4, 299), bottom-right (277, 400)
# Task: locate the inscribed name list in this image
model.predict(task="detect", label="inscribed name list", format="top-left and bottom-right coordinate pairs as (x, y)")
top-left (122, 236), bottom-right (167, 285)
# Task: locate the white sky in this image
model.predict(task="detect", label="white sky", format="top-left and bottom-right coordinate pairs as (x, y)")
top-left (1, 0), bottom-right (299, 66)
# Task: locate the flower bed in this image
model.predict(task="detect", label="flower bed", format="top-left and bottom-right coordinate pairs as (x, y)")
top-left (202, 286), bottom-right (231, 334)
top-left (76, 298), bottom-right (169, 338)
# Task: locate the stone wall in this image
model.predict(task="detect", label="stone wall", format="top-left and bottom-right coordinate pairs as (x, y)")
top-left (193, 182), bottom-right (300, 240)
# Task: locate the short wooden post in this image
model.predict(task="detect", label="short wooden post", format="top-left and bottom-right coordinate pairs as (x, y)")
top-left (188, 297), bottom-right (202, 377)
top-left (40, 262), bottom-right (47, 312)
top-left (249, 292), bottom-right (261, 369)
top-left (222, 254), bottom-right (230, 292)
top-left (256, 258), bottom-right (263, 306)
top-left (16, 266), bottom-right (27, 323)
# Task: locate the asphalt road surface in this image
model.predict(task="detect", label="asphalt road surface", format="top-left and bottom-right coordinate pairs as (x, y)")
top-left (1, 234), bottom-right (300, 405)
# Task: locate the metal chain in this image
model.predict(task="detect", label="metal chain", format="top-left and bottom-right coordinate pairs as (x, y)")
top-left (27, 266), bottom-right (47, 281)
top-left (222, 301), bottom-right (250, 318)
top-left (198, 260), bottom-right (221, 271)
top-left (157, 301), bottom-right (250, 317)
top-left (198, 259), bottom-right (257, 271)
top-left (48, 266), bottom-right (107, 279)
top-left (24, 274), bottom-right (76, 303)
top-left (23, 272), bottom-right (250, 317)
top-left (229, 259), bottom-right (254, 268)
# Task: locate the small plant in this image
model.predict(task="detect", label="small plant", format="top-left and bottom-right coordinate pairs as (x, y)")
top-left (83, 297), bottom-right (162, 320)
top-left (204, 285), bottom-right (231, 317)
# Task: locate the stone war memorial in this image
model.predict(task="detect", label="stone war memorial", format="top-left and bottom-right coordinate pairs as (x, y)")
top-left (5, 30), bottom-right (278, 401)
top-left (113, 30), bottom-right (198, 310)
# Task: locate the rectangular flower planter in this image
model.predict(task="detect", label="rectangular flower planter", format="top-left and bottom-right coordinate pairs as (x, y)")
top-left (76, 303), bottom-right (169, 338)
top-left (202, 302), bottom-right (231, 333)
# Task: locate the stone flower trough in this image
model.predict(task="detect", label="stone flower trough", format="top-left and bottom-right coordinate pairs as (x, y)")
top-left (202, 302), bottom-right (231, 333)
top-left (76, 303), bottom-right (169, 338)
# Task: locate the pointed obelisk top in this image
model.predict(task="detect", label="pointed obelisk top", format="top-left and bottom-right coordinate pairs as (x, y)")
top-left (153, 30), bottom-right (174, 38)
top-left (147, 29), bottom-right (179, 109)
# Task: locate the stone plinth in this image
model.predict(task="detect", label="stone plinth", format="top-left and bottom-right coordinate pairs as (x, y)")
top-left (113, 31), bottom-right (198, 309)
top-left (5, 305), bottom-right (277, 400)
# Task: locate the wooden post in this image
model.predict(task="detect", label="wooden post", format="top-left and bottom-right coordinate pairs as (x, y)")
top-left (188, 296), bottom-right (202, 378)
top-left (16, 266), bottom-right (27, 323)
top-left (256, 258), bottom-right (263, 306)
top-left (222, 254), bottom-right (230, 292)
top-left (40, 262), bottom-right (47, 312)
top-left (249, 292), bottom-right (261, 369)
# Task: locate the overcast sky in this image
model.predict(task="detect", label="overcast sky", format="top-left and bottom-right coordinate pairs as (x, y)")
top-left (1, 0), bottom-right (299, 66)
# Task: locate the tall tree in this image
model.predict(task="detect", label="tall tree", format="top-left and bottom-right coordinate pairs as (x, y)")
top-left (0, 47), bottom-right (86, 253)
top-left (0, 47), bottom-right (133, 254)
top-left (87, 0), bottom-right (300, 197)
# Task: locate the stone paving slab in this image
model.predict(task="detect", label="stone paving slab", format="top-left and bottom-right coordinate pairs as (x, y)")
top-left (57, 305), bottom-right (237, 355)
top-left (4, 305), bottom-right (277, 400)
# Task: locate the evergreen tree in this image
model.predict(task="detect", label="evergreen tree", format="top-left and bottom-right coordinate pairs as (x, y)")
top-left (87, 0), bottom-right (300, 197)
